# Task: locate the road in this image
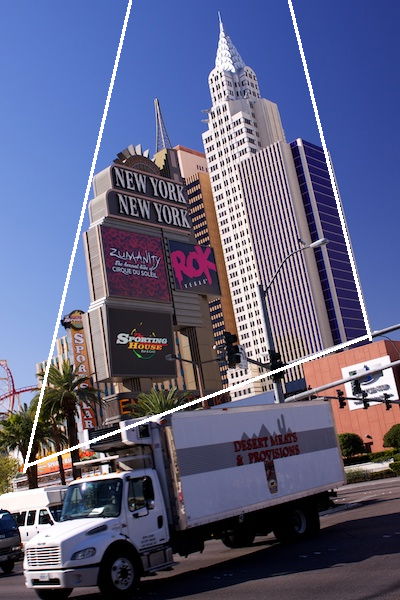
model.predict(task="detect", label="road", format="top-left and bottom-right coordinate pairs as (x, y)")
top-left (2, 478), bottom-right (400, 600)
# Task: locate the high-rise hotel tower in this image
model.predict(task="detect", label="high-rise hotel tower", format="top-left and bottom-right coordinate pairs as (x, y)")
top-left (202, 17), bottom-right (366, 399)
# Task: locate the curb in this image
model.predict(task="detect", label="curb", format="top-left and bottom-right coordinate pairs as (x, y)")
top-left (321, 502), bottom-right (362, 516)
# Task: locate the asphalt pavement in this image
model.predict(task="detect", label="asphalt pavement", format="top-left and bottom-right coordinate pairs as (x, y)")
top-left (2, 478), bottom-right (400, 600)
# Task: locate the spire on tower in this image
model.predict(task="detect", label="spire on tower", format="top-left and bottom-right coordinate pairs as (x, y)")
top-left (215, 15), bottom-right (245, 73)
top-left (154, 98), bottom-right (172, 153)
top-left (218, 11), bottom-right (224, 33)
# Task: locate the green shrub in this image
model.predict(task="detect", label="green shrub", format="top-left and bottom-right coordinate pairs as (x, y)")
top-left (346, 469), bottom-right (395, 484)
top-left (346, 470), bottom-right (370, 484)
top-left (368, 449), bottom-right (400, 463)
top-left (389, 462), bottom-right (400, 475)
top-left (383, 424), bottom-right (400, 451)
top-left (368, 449), bottom-right (396, 462)
top-left (392, 453), bottom-right (400, 462)
top-left (369, 469), bottom-right (395, 481)
top-left (338, 433), bottom-right (365, 459)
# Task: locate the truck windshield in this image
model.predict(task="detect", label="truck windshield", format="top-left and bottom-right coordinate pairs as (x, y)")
top-left (60, 479), bottom-right (122, 520)
top-left (0, 511), bottom-right (18, 533)
top-left (49, 504), bottom-right (63, 522)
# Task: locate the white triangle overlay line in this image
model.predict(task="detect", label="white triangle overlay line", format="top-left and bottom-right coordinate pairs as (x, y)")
top-left (23, 0), bottom-right (134, 474)
top-left (287, 0), bottom-right (372, 339)
top-left (24, 2), bottom-right (372, 472)
top-left (25, 333), bottom-right (370, 469)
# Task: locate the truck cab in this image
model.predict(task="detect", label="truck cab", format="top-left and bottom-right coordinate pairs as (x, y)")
top-left (0, 510), bottom-right (23, 575)
top-left (24, 470), bottom-right (172, 599)
top-left (0, 486), bottom-right (66, 545)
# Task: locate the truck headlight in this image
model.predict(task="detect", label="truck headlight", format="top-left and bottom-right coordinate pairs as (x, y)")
top-left (71, 547), bottom-right (96, 560)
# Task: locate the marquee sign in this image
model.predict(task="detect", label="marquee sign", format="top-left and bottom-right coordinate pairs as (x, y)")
top-left (107, 191), bottom-right (191, 231)
top-left (112, 166), bottom-right (187, 204)
top-left (105, 165), bottom-right (192, 232)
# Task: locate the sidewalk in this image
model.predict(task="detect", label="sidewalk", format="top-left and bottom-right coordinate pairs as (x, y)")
top-left (344, 459), bottom-right (393, 473)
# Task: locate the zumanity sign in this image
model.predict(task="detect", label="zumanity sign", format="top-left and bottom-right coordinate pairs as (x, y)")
top-left (100, 226), bottom-right (170, 302)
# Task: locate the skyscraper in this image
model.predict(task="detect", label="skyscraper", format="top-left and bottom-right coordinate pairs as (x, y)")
top-left (152, 99), bottom-right (237, 392)
top-left (174, 145), bottom-right (237, 388)
top-left (202, 17), bottom-right (366, 399)
top-left (290, 139), bottom-right (367, 344)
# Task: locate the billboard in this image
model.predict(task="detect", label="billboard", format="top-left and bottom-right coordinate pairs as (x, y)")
top-left (101, 226), bottom-right (170, 302)
top-left (37, 450), bottom-right (94, 476)
top-left (341, 355), bottom-right (399, 410)
top-left (168, 240), bottom-right (220, 295)
top-left (108, 308), bottom-right (176, 378)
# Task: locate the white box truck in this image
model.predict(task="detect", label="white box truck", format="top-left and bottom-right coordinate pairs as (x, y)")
top-left (0, 486), bottom-right (67, 545)
top-left (24, 401), bottom-right (345, 600)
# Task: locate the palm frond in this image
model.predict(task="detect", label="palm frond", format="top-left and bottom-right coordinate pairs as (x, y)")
top-left (131, 388), bottom-right (192, 417)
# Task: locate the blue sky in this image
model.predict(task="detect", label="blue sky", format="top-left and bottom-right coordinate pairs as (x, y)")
top-left (1, 0), bottom-right (399, 402)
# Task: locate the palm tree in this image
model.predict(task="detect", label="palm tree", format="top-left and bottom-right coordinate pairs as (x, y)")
top-left (31, 394), bottom-right (69, 485)
top-left (39, 361), bottom-right (102, 479)
top-left (130, 388), bottom-right (193, 417)
top-left (0, 404), bottom-right (54, 488)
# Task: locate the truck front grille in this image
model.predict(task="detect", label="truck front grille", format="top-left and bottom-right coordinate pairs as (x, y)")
top-left (26, 546), bottom-right (61, 568)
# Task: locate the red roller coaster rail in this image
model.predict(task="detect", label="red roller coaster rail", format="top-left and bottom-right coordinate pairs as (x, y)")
top-left (0, 360), bottom-right (38, 415)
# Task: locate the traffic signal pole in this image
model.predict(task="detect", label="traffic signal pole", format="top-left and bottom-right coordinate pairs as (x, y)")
top-left (286, 357), bottom-right (400, 403)
top-left (258, 284), bottom-right (285, 403)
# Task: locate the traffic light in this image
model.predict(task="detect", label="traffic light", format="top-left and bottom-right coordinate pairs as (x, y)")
top-left (362, 391), bottom-right (369, 409)
top-left (337, 389), bottom-right (346, 409)
top-left (236, 345), bottom-right (248, 370)
top-left (267, 350), bottom-right (285, 381)
top-left (384, 393), bottom-right (392, 411)
top-left (223, 331), bottom-right (241, 369)
top-left (351, 378), bottom-right (362, 396)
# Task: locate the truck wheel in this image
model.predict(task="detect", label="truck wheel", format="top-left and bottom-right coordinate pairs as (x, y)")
top-left (99, 550), bottom-right (140, 598)
top-left (273, 504), bottom-right (320, 543)
top-left (221, 529), bottom-right (255, 548)
top-left (34, 590), bottom-right (73, 600)
top-left (0, 559), bottom-right (15, 574)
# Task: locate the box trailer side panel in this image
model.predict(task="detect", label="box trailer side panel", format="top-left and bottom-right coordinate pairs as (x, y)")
top-left (169, 402), bottom-right (344, 528)
top-left (0, 487), bottom-right (66, 513)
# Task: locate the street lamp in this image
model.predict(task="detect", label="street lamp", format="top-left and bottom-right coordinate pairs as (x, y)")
top-left (166, 353), bottom-right (205, 398)
top-left (166, 354), bottom-right (222, 400)
top-left (258, 237), bottom-right (329, 404)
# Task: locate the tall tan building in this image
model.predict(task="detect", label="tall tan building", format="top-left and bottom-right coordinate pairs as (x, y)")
top-left (174, 145), bottom-right (236, 387)
top-left (84, 145), bottom-right (223, 422)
